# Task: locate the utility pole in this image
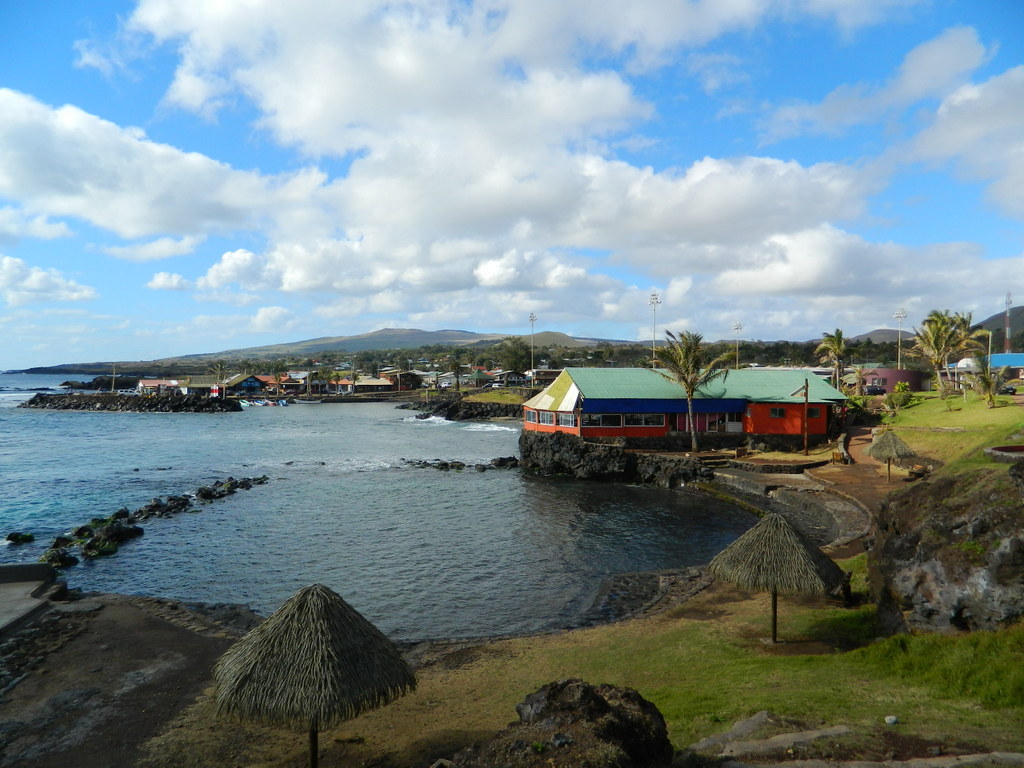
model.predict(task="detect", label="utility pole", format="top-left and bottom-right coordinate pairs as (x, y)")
top-left (649, 292), bottom-right (661, 367)
top-left (529, 312), bottom-right (537, 374)
top-left (732, 322), bottom-right (743, 368)
top-left (893, 308), bottom-right (907, 369)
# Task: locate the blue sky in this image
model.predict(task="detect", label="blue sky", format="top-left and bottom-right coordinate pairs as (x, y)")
top-left (1, 0), bottom-right (1023, 368)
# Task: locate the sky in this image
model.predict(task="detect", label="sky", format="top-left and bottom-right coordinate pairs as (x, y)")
top-left (1, 0), bottom-right (1023, 368)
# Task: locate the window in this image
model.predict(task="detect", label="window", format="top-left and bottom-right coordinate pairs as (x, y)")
top-left (770, 407), bottom-right (786, 418)
top-left (870, 377), bottom-right (887, 386)
top-left (808, 407), bottom-right (821, 418)
top-left (624, 413), bottom-right (665, 426)
top-left (539, 411), bottom-right (554, 425)
top-left (526, 410), bottom-right (538, 423)
top-left (582, 413), bottom-right (623, 427)
top-left (557, 412), bottom-right (576, 427)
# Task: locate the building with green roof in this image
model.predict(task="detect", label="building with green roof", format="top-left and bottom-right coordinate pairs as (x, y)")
top-left (523, 367), bottom-right (846, 441)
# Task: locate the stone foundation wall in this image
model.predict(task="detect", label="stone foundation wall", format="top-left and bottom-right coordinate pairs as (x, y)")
top-left (518, 430), bottom-right (713, 487)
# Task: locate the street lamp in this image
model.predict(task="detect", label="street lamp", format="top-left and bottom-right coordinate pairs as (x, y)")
top-left (732, 321), bottom-right (743, 368)
top-left (649, 292), bottom-right (661, 367)
top-left (893, 308), bottom-right (907, 369)
top-left (528, 312), bottom-right (537, 375)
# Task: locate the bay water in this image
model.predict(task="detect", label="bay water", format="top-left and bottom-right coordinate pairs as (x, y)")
top-left (0, 373), bottom-right (755, 641)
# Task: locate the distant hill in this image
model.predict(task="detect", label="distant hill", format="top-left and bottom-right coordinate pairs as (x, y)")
top-left (20, 327), bottom-right (636, 375)
top-left (845, 328), bottom-right (913, 344)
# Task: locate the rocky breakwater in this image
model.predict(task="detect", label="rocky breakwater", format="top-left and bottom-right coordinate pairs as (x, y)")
top-left (19, 393), bottom-right (242, 413)
top-left (404, 394), bottom-right (523, 421)
top-left (518, 430), bottom-right (713, 487)
top-left (868, 462), bottom-right (1024, 633)
top-left (38, 476), bottom-right (269, 568)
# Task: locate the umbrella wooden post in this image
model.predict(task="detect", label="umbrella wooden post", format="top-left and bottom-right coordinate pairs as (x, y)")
top-left (770, 588), bottom-right (778, 644)
top-left (310, 727), bottom-right (318, 768)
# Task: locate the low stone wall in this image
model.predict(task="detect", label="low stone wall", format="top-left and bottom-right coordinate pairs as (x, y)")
top-left (19, 393), bottom-right (242, 413)
top-left (518, 430), bottom-right (713, 486)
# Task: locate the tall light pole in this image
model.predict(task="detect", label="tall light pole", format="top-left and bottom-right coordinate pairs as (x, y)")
top-left (732, 321), bottom-right (743, 369)
top-left (528, 312), bottom-right (537, 374)
top-left (649, 292), bottom-right (661, 367)
top-left (893, 308), bottom-right (907, 369)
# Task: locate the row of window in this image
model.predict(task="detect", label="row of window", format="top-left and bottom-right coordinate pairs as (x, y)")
top-left (528, 407), bottom-right (824, 426)
top-left (525, 411), bottom-right (666, 427)
top-left (769, 406), bottom-right (821, 418)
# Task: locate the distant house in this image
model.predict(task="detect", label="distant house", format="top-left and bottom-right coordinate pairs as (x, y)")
top-left (854, 367), bottom-right (926, 394)
top-left (339, 376), bottom-right (395, 394)
top-left (137, 378), bottom-right (183, 395)
top-left (224, 374), bottom-right (265, 397)
top-left (522, 367), bottom-right (846, 440)
top-left (990, 353), bottom-right (1024, 380)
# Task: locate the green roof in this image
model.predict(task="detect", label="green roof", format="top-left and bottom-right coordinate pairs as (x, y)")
top-left (700, 369), bottom-right (846, 403)
top-left (563, 367), bottom-right (689, 400)
top-left (560, 367), bottom-right (845, 404)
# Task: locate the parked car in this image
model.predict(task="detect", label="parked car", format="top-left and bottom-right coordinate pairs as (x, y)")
top-left (998, 384), bottom-right (1017, 395)
top-left (864, 385), bottom-right (886, 396)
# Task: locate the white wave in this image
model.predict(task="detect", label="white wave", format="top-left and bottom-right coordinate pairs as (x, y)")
top-left (403, 415), bottom-right (453, 426)
top-left (462, 423), bottom-right (519, 433)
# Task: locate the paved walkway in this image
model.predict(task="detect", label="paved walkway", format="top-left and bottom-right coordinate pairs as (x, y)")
top-left (0, 565), bottom-right (57, 637)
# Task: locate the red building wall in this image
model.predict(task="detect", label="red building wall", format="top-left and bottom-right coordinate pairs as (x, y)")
top-left (744, 403), bottom-right (829, 435)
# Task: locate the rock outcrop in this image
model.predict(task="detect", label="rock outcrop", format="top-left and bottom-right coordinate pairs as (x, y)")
top-left (868, 470), bottom-right (1024, 633)
top-left (518, 430), bottom-right (713, 486)
top-left (19, 393), bottom-right (242, 413)
top-left (451, 679), bottom-right (673, 768)
top-left (403, 394), bottom-right (523, 421)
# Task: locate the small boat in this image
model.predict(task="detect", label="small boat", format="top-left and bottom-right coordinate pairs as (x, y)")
top-left (293, 397), bottom-right (323, 404)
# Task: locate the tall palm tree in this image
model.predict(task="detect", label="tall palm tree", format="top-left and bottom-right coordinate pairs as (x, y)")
top-left (912, 310), bottom-right (985, 398)
top-left (654, 330), bottom-right (731, 452)
top-left (814, 329), bottom-right (847, 389)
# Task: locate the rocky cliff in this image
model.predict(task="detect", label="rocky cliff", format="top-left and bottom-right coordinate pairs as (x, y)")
top-left (402, 394), bottom-right (523, 420)
top-left (869, 462), bottom-right (1024, 633)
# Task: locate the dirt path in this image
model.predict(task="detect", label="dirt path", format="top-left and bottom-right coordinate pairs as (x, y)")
top-left (0, 596), bottom-right (243, 768)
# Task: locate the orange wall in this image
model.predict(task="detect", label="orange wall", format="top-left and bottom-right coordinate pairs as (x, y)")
top-left (745, 403), bottom-right (828, 435)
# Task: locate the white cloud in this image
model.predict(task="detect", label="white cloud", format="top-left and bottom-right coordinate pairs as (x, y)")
top-left (251, 306), bottom-right (295, 332)
top-left (0, 89), bottom-right (294, 240)
top-left (763, 26), bottom-right (990, 141)
top-left (104, 235), bottom-right (205, 262)
top-left (910, 66), bottom-right (1024, 218)
top-left (147, 272), bottom-right (191, 290)
top-left (0, 255), bottom-right (98, 307)
top-left (0, 207), bottom-right (72, 244)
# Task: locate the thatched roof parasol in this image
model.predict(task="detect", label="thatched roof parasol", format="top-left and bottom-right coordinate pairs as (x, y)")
top-left (708, 513), bottom-right (844, 642)
top-left (865, 429), bottom-right (916, 482)
top-left (214, 583), bottom-right (416, 768)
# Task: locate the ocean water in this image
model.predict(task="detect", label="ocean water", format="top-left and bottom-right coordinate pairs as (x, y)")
top-left (0, 372), bottom-right (756, 641)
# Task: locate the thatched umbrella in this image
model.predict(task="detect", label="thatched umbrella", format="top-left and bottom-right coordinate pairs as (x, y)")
top-left (865, 429), bottom-right (916, 482)
top-left (708, 513), bottom-right (844, 643)
top-left (214, 584), bottom-right (416, 768)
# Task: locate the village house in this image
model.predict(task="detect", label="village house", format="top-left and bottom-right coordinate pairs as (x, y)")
top-left (522, 367), bottom-right (846, 441)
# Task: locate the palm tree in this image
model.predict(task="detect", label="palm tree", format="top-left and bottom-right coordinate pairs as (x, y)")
top-left (654, 330), bottom-right (731, 452)
top-left (814, 329), bottom-right (847, 389)
top-left (911, 312), bottom-right (954, 398)
top-left (963, 355), bottom-right (1009, 408)
top-left (912, 310), bottom-right (985, 398)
